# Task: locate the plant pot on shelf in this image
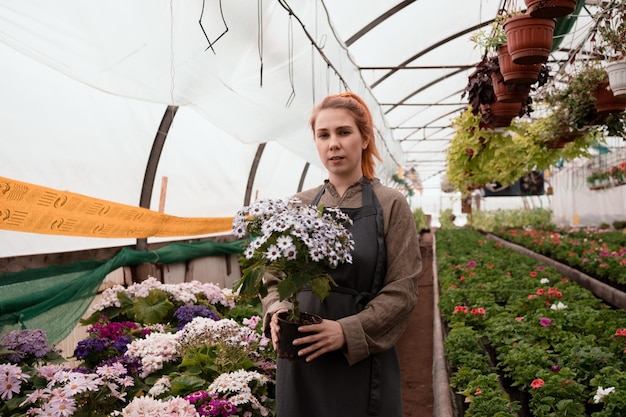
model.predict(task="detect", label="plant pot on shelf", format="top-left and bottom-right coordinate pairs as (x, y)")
top-left (593, 81), bottom-right (626, 114)
top-left (523, 0), bottom-right (577, 18)
top-left (606, 60), bottom-right (626, 97)
top-left (497, 44), bottom-right (542, 84)
top-left (276, 311), bottom-right (323, 361)
top-left (491, 72), bottom-right (531, 103)
top-left (504, 13), bottom-right (556, 65)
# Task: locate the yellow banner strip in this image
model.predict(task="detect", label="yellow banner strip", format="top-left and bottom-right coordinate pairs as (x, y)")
top-left (0, 177), bottom-right (234, 238)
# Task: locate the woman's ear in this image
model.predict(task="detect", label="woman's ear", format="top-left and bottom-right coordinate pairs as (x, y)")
top-left (362, 141), bottom-right (369, 150)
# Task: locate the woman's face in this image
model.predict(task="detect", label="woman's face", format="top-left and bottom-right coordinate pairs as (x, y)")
top-left (313, 108), bottom-right (367, 183)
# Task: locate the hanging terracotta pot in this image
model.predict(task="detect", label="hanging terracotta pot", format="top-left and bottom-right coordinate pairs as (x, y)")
top-left (497, 44), bottom-right (542, 84)
top-left (523, 0), bottom-right (577, 18)
top-left (606, 60), bottom-right (626, 97)
top-left (593, 81), bottom-right (626, 114)
top-left (504, 13), bottom-right (556, 65)
top-left (491, 71), bottom-right (531, 103)
top-left (480, 101), bottom-right (521, 128)
top-left (546, 131), bottom-right (583, 149)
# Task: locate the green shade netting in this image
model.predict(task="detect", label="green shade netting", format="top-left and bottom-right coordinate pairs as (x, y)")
top-left (0, 239), bottom-right (245, 344)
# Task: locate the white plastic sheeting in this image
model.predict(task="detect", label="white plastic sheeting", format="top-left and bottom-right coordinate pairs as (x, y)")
top-left (0, 0), bottom-right (617, 259)
top-left (551, 142), bottom-right (626, 227)
top-left (0, 0), bottom-right (404, 257)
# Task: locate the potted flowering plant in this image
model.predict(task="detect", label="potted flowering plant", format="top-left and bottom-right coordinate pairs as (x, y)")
top-left (232, 197), bottom-right (354, 323)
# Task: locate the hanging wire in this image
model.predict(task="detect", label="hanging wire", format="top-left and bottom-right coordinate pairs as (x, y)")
top-left (170, 0), bottom-right (176, 106)
top-left (285, 12), bottom-right (296, 107)
top-left (199, 0), bottom-right (229, 54)
top-left (258, 0), bottom-right (264, 87)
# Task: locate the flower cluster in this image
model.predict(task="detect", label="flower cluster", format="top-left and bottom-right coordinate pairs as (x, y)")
top-left (73, 320), bottom-right (148, 368)
top-left (112, 396), bottom-right (199, 417)
top-left (185, 390), bottom-right (237, 416)
top-left (207, 370), bottom-right (271, 417)
top-left (1, 275), bottom-right (277, 417)
top-left (124, 332), bottom-right (181, 378)
top-left (0, 329), bottom-right (55, 364)
top-left (232, 197), bottom-right (354, 319)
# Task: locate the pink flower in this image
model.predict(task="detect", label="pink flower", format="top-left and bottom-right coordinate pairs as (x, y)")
top-left (470, 308), bottom-right (486, 316)
top-left (453, 306), bottom-right (468, 314)
top-left (531, 379), bottom-right (545, 389)
top-left (539, 317), bottom-right (552, 327)
top-left (614, 328), bottom-right (626, 337)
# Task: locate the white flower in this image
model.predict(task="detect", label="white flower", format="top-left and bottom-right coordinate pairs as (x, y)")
top-left (124, 333), bottom-right (180, 378)
top-left (593, 386), bottom-right (615, 403)
top-left (540, 278), bottom-right (550, 285)
top-left (550, 301), bottom-right (568, 311)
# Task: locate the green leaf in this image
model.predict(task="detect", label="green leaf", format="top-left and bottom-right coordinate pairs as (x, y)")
top-left (277, 279), bottom-right (297, 302)
top-left (310, 275), bottom-right (332, 301)
top-left (133, 289), bottom-right (174, 324)
top-left (235, 266), bottom-right (266, 298)
top-left (169, 375), bottom-right (206, 396)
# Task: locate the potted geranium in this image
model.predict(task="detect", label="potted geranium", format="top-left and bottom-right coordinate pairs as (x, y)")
top-left (231, 197), bottom-right (354, 357)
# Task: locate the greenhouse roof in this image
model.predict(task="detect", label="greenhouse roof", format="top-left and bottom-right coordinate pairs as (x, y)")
top-left (0, 0), bottom-right (606, 257)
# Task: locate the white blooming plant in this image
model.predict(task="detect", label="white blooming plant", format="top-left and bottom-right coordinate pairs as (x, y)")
top-left (232, 198), bottom-right (354, 321)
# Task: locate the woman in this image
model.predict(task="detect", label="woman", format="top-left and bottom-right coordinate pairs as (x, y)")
top-left (262, 92), bottom-right (422, 417)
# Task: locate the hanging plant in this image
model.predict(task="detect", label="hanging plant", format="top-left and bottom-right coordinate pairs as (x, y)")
top-left (503, 11), bottom-right (556, 65)
top-left (523, 0), bottom-right (577, 19)
top-left (446, 108), bottom-right (546, 195)
top-left (539, 61), bottom-right (626, 137)
top-left (596, 3), bottom-right (626, 96)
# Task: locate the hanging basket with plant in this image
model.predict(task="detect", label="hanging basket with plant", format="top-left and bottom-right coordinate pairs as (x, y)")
top-left (503, 12), bottom-right (556, 65)
top-left (523, 0), bottom-right (577, 19)
top-left (596, 1), bottom-right (626, 96)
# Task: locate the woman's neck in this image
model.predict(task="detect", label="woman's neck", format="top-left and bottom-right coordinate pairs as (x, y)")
top-left (328, 174), bottom-right (362, 197)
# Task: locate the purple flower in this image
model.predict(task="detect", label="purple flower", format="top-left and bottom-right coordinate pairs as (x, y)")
top-left (111, 335), bottom-right (132, 353)
top-left (73, 338), bottom-right (108, 359)
top-left (550, 365), bottom-right (561, 372)
top-left (174, 304), bottom-right (220, 330)
top-left (466, 260), bottom-right (477, 268)
top-left (539, 317), bottom-right (552, 327)
top-left (0, 329), bottom-right (52, 363)
top-left (185, 390), bottom-right (210, 404)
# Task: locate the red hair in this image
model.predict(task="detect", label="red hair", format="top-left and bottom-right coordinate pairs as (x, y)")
top-left (309, 92), bottom-right (383, 179)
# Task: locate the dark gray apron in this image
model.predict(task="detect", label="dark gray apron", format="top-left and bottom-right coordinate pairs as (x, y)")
top-left (275, 178), bottom-right (402, 417)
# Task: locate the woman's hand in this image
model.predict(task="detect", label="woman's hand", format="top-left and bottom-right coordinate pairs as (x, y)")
top-left (269, 309), bottom-right (288, 351)
top-left (293, 319), bottom-right (345, 362)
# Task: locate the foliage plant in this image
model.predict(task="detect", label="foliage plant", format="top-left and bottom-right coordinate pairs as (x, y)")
top-left (437, 228), bottom-right (626, 416)
top-left (232, 197), bottom-right (355, 321)
top-left (471, 208), bottom-right (555, 232)
top-left (413, 206), bottom-right (429, 232)
top-left (438, 208), bottom-right (458, 230)
top-left (596, 3), bottom-right (626, 62)
top-left (445, 108), bottom-right (582, 196)
top-left (540, 61), bottom-right (626, 138)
